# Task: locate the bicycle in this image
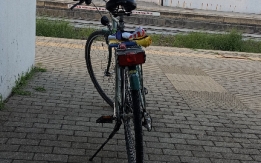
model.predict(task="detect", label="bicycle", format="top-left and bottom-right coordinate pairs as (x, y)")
top-left (71, 0), bottom-right (152, 162)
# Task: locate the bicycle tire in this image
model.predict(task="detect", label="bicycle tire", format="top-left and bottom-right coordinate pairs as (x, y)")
top-left (85, 30), bottom-right (115, 108)
top-left (124, 88), bottom-right (144, 163)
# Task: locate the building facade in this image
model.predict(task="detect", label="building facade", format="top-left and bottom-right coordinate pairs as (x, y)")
top-left (0, 0), bottom-right (36, 100)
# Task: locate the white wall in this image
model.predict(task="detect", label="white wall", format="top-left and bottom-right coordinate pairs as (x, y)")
top-left (0, 0), bottom-right (36, 100)
top-left (139, 0), bottom-right (261, 14)
top-left (162, 0), bottom-right (261, 14)
top-left (139, 0), bottom-right (162, 5)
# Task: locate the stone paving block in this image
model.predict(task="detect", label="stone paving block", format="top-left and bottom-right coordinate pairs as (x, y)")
top-left (145, 147), bottom-right (163, 155)
top-left (180, 156), bottom-right (212, 163)
top-left (175, 144), bottom-right (205, 151)
top-left (231, 133), bottom-right (259, 139)
top-left (12, 160), bottom-right (48, 163)
top-left (37, 113), bottom-right (64, 120)
top-left (221, 153), bottom-right (253, 161)
top-left (203, 146), bottom-right (232, 153)
top-left (102, 144), bottom-right (126, 152)
top-left (186, 139), bottom-right (214, 146)
top-left (231, 148), bottom-right (260, 155)
top-left (210, 158), bottom-right (241, 163)
top-left (206, 131), bottom-right (233, 137)
top-left (0, 152), bottom-right (34, 160)
top-left (0, 127), bottom-right (15, 132)
top-left (0, 145), bottom-right (20, 151)
top-left (58, 135), bottom-right (87, 142)
top-left (163, 149), bottom-right (193, 156)
top-left (48, 119), bottom-right (76, 125)
top-left (192, 151), bottom-right (223, 159)
top-left (34, 123), bottom-right (62, 129)
top-left (15, 127), bottom-right (45, 134)
top-left (6, 138), bottom-right (40, 146)
top-left (240, 129), bottom-right (261, 135)
top-left (74, 131), bottom-right (102, 137)
top-left (149, 154), bottom-right (180, 162)
top-left (19, 117), bottom-right (48, 123)
top-left (170, 133), bottom-right (197, 139)
top-left (190, 125), bottom-right (216, 131)
top-left (53, 147), bottom-right (85, 155)
top-left (215, 127), bottom-right (241, 133)
top-left (68, 155), bottom-right (102, 163)
top-left (0, 138), bottom-right (7, 144)
top-left (0, 159), bottom-right (12, 163)
top-left (146, 142), bottom-right (175, 149)
top-left (71, 142), bottom-right (100, 150)
top-left (0, 132), bottom-right (26, 139)
top-left (214, 141), bottom-right (242, 148)
top-left (33, 153), bottom-right (68, 162)
top-left (40, 140), bottom-right (71, 148)
top-left (45, 128), bottom-right (74, 135)
top-left (62, 125), bottom-right (90, 131)
top-left (159, 137), bottom-right (186, 144)
top-left (19, 145), bottom-right (53, 153)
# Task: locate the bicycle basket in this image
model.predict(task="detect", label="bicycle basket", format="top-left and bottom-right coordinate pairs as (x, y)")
top-left (117, 48), bottom-right (146, 66)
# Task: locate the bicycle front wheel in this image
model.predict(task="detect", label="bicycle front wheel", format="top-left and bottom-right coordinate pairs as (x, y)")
top-left (85, 30), bottom-right (115, 107)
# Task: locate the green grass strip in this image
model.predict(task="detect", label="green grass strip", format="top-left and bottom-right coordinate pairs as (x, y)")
top-left (36, 18), bottom-right (95, 39)
top-left (0, 95), bottom-right (4, 110)
top-left (36, 18), bottom-right (261, 53)
top-left (12, 67), bottom-right (47, 96)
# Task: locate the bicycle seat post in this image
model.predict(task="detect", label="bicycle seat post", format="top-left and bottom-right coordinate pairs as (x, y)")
top-left (118, 14), bottom-right (125, 31)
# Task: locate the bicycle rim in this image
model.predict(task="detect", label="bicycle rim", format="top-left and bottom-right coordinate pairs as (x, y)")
top-left (85, 30), bottom-right (115, 107)
top-left (123, 70), bottom-right (144, 163)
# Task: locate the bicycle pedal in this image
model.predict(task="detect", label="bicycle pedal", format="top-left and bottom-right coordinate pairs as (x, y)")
top-left (142, 112), bottom-right (152, 132)
top-left (96, 115), bottom-right (114, 123)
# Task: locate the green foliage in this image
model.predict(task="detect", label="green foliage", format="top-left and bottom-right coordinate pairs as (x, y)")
top-left (36, 18), bottom-right (261, 53)
top-left (173, 30), bottom-right (243, 51)
top-left (241, 39), bottom-right (261, 53)
top-left (36, 67), bottom-right (47, 72)
top-left (12, 67), bottom-right (47, 96)
top-left (34, 86), bottom-right (46, 92)
top-left (150, 30), bottom-right (261, 53)
top-left (36, 18), bottom-right (95, 39)
top-left (150, 34), bottom-right (175, 47)
top-left (0, 95), bottom-right (4, 110)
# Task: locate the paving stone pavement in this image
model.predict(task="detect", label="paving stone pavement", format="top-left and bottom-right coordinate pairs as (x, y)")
top-left (1, 36), bottom-right (261, 162)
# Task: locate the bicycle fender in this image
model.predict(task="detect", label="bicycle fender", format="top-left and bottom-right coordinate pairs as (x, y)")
top-left (129, 72), bottom-right (140, 90)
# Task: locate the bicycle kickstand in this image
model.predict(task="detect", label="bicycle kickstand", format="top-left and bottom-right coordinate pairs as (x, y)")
top-left (89, 120), bottom-right (122, 161)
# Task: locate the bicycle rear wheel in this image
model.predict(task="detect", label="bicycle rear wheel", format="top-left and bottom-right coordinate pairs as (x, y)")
top-left (122, 69), bottom-right (144, 163)
top-left (85, 30), bottom-right (115, 107)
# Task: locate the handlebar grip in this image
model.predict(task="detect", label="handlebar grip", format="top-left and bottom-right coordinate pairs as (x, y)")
top-left (85, 0), bottom-right (92, 5)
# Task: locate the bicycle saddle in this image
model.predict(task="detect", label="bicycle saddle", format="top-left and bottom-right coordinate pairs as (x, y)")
top-left (106, 0), bottom-right (137, 13)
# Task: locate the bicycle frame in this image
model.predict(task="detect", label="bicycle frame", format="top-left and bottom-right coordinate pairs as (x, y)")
top-left (110, 17), bottom-right (147, 116)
